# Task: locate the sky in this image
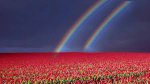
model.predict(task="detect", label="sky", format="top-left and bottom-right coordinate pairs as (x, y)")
top-left (0, 0), bottom-right (150, 52)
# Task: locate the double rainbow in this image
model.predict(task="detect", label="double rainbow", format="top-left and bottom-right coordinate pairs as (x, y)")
top-left (84, 1), bottom-right (130, 49)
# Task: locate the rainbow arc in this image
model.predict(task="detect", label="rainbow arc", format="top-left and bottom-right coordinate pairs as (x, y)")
top-left (84, 1), bottom-right (130, 50)
top-left (54, 0), bottom-right (106, 52)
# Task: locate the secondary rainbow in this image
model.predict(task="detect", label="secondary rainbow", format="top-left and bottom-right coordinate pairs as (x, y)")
top-left (54, 0), bottom-right (106, 52)
top-left (84, 1), bottom-right (130, 49)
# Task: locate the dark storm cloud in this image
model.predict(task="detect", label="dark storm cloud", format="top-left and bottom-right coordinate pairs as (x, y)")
top-left (0, 0), bottom-right (150, 52)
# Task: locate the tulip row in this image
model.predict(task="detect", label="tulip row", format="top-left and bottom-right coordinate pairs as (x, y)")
top-left (0, 53), bottom-right (150, 84)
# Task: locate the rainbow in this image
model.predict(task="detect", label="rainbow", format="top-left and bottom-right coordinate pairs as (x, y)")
top-left (54, 0), bottom-right (106, 52)
top-left (84, 1), bottom-right (130, 49)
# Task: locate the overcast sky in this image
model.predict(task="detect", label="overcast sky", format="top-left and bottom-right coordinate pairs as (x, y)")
top-left (0, 0), bottom-right (150, 52)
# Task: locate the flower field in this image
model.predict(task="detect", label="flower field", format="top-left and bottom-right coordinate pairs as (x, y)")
top-left (0, 52), bottom-right (150, 84)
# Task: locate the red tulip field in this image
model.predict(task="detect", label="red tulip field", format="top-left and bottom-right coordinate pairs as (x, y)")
top-left (0, 52), bottom-right (150, 84)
